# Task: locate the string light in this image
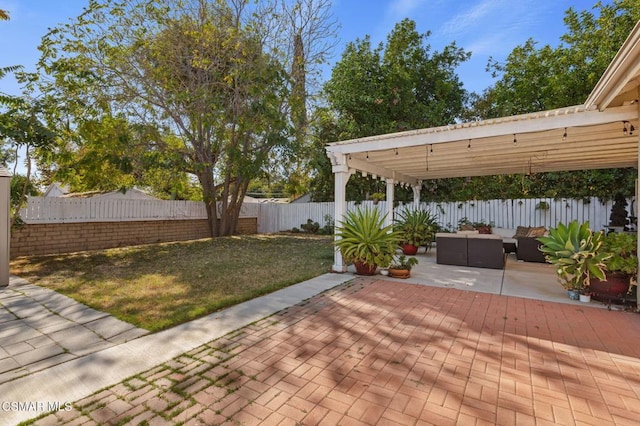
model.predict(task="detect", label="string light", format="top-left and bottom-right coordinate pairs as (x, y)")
top-left (467, 139), bottom-right (471, 151)
top-left (513, 134), bottom-right (517, 145)
top-left (624, 121), bottom-right (635, 135)
top-left (562, 127), bottom-right (567, 141)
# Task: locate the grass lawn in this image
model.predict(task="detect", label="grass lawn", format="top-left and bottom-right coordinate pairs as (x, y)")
top-left (9, 234), bottom-right (335, 332)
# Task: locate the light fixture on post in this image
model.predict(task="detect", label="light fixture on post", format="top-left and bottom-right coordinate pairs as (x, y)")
top-left (562, 127), bottom-right (567, 141)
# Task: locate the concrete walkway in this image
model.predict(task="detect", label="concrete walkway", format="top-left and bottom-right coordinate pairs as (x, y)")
top-left (0, 277), bottom-right (147, 385)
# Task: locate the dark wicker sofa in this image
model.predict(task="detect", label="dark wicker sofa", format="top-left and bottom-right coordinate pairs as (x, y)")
top-left (516, 237), bottom-right (547, 263)
top-left (436, 233), bottom-right (505, 269)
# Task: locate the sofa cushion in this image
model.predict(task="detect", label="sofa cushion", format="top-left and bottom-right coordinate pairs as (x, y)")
top-left (526, 226), bottom-right (547, 237)
top-left (513, 226), bottom-right (530, 238)
top-left (467, 233), bottom-right (502, 240)
top-left (492, 228), bottom-right (516, 238)
top-left (436, 232), bottom-right (465, 238)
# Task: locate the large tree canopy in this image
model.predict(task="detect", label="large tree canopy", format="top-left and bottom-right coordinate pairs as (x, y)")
top-left (33, 0), bottom-right (300, 236)
top-left (311, 18), bottom-right (470, 201)
top-left (325, 18), bottom-right (469, 138)
top-left (449, 0), bottom-right (640, 201)
top-left (471, 0), bottom-right (640, 118)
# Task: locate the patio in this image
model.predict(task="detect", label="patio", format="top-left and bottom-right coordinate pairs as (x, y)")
top-left (22, 249), bottom-right (640, 425)
top-left (366, 250), bottom-right (614, 307)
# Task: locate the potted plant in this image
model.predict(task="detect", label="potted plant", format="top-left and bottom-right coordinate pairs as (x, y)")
top-left (579, 289), bottom-right (592, 303)
top-left (591, 231), bottom-right (637, 299)
top-left (334, 206), bottom-right (401, 275)
top-left (388, 255), bottom-right (418, 279)
top-left (537, 220), bottom-right (609, 299)
top-left (472, 220), bottom-right (494, 234)
top-left (395, 208), bottom-right (438, 255)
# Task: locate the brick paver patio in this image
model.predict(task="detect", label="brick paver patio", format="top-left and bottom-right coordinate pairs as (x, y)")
top-left (30, 277), bottom-right (640, 425)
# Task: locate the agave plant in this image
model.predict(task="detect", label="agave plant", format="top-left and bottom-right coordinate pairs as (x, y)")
top-left (537, 220), bottom-right (610, 291)
top-left (334, 206), bottom-right (401, 274)
top-left (394, 208), bottom-right (439, 248)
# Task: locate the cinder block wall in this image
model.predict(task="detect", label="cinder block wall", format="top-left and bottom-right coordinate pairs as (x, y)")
top-left (10, 218), bottom-right (257, 258)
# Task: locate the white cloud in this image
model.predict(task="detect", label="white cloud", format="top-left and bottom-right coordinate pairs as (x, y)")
top-left (439, 0), bottom-right (505, 38)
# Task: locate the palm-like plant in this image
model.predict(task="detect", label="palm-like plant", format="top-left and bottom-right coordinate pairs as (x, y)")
top-left (334, 206), bottom-right (401, 274)
top-left (537, 220), bottom-right (610, 291)
top-left (394, 208), bottom-right (438, 248)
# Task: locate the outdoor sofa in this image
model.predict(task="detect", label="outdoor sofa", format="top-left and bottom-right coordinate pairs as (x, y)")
top-left (435, 232), bottom-right (505, 269)
top-left (493, 226), bottom-right (548, 263)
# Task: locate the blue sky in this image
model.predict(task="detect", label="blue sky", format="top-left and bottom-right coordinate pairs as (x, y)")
top-left (1, 0), bottom-right (606, 96)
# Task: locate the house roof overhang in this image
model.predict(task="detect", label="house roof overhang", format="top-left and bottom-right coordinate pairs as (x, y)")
top-left (326, 21), bottom-right (640, 186)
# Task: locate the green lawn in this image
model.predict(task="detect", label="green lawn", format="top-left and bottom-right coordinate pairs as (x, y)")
top-left (9, 234), bottom-right (335, 332)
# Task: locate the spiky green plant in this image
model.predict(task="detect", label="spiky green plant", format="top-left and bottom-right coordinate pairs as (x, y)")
top-left (334, 206), bottom-right (401, 268)
top-left (394, 208), bottom-right (439, 247)
top-left (537, 220), bottom-right (610, 291)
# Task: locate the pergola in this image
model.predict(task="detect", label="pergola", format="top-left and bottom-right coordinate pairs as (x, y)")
top-left (326, 20), bottom-right (640, 273)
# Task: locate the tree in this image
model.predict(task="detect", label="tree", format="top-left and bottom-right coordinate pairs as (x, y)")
top-left (456, 0), bottom-right (640, 201)
top-left (313, 18), bottom-right (469, 201)
top-left (33, 0), bottom-right (292, 236)
top-left (474, 0), bottom-right (640, 117)
top-left (258, 0), bottom-right (339, 199)
top-left (1, 11), bottom-right (54, 222)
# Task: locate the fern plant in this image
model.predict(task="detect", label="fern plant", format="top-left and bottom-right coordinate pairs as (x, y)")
top-left (537, 220), bottom-right (609, 290)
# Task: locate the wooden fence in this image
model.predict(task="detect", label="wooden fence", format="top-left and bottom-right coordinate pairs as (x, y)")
top-left (255, 197), bottom-right (630, 234)
top-left (20, 197), bottom-right (259, 224)
top-left (18, 196), bottom-right (633, 234)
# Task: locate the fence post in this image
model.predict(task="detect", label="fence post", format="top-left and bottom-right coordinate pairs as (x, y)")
top-left (0, 166), bottom-right (10, 287)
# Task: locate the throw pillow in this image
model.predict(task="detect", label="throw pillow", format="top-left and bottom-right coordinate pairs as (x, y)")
top-left (526, 226), bottom-right (547, 237)
top-left (513, 226), bottom-right (530, 238)
top-left (459, 223), bottom-right (475, 231)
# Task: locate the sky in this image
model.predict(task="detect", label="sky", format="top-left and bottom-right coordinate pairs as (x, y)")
top-left (0, 0), bottom-right (608, 98)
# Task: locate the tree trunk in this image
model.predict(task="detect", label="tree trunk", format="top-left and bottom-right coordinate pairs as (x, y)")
top-left (196, 166), bottom-right (218, 238)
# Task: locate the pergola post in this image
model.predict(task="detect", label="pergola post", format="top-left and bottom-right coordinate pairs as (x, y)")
top-left (385, 178), bottom-right (394, 228)
top-left (0, 166), bottom-right (11, 287)
top-left (332, 154), bottom-right (349, 272)
top-left (413, 181), bottom-right (422, 210)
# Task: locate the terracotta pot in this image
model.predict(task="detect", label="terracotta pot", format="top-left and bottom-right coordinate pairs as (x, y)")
top-left (354, 261), bottom-right (377, 275)
top-left (389, 268), bottom-right (410, 279)
top-left (590, 272), bottom-right (631, 298)
top-left (402, 244), bottom-right (419, 255)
